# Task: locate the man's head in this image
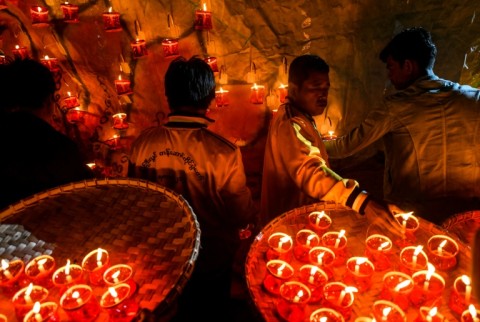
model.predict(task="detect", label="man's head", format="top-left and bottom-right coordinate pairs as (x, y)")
top-left (379, 27), bottom-right (437, 90)
top-left (0, 58), bottom-right (55, 111)
top-left (164, 56), bottom-right (216, 115)
top-left (288, 54), bottom-right (330, 116)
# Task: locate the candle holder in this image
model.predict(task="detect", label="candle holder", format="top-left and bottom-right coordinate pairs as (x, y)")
top-left (60, 284), bottom-right (101, 321)
top-left (449, 275), bottom-right (474, 315)
top-left (298, 264), bottom-right (328, 303)
top-left (194, 5), bottom-right (213, 30)
top-left (114, 76), bottom-right (133, 96)
top-left (103, 264), bottom-right (137, 296)
top-left (0, 314), bottom-right (6, 322)
top-left (162, 38), bottom-right (179, 57)
top-left (276, 281), bottom-right (311, 322)
top-left (426, 235), bottom-right (459, 271)
top-left (410, 264), bottom-right (446, 308)
top-left (461, 305), bottom-right (480, 322)
top-left (100, 283), bottom-right (139, 322)
top-left (12, 45), bottom-right (29, 60)
top-left (61, 2), bottom-right (80, 23)
top-left (343, 256), bottom-right (375, 292)
top-left (12, 284), bottom-right (49, 321)
top-left (0, 54), bottom-right (6, 65)
top-left (103, 8), bottom-right (122, 32)
top-left (52, 260), bottom-right (84, 294)
top-left (266, 232), bottom-right (293, 261)
top-left (1, 259), bottom-right (27, 296)
top-left (294, 229), bottom-right (320, 262)
top-left (399, 245), bottom-right (428, 275)
top-left (321, 230), bottom-right (348, 267)
top-left (308, 246), bottom-right (336, 279)
top-left (30, 6), bottom-right (49, 27)
top-left (365, 234), bottom-right (393, 271)
top-left (250, 84), bottom-right (265, 104)
top-left (322, 131), bottom-right (338, 141)
top-left (0, 0), bottom-right (6, 10)
top-left (394, 212), bottom-right (420, 247)
top-left (310, 308), bottom-right (345, 322)
top-left (204, 56), bottom-right (218, 72)
top-left (25, 255), bottom-right (56, 289)
top-left (81, 248), bottom-right (110, 286)
top-left (354, 318), bottom-right (375, 322)
top-left (105, 135), bottom-right (122, 150)
top-left (307, 210), bottom-right (332, 234)
top-left (24, 301), bottom-right (59, 322)
top-left (112, 113), bottom-right (129, 130)
top-left (40, 55), bottom-right (60, 73)
top-left (372, 300), bottom-right (406, 322)
top-left (215, 87), bottom-right (229, 107)
top-left (277, 84), bottom-right (288, 103)
top-left (131, 39), bottom-right (148, 59)
top-left (63, 92), bottom-right (80, 109)
top-left (66, 107), bottom-right (86, 124)
top-left (416, 306), bottom-right (445, 322)
top-left (322, 282), bottom-right (357, 321)
top-left (263, 259), bottom-right (294, 295)
top-left (380, 271), bottom-right (414, 311)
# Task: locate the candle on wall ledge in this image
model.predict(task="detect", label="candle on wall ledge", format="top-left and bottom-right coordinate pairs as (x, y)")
top-left (215, 87), bottom-right (229, 107)
top-left (12, 283), bottom-right (49, 321)
top-left (426, 234), bottom-right (459, 271)
top-left (131, 38), bottom-right (148, 59)
top-left (162, 38), bottom-right (179, 57)
top-left (63, 92), bottom-right (80, 109)
top-left (310, 308), bottom-right (345, 322)
top-left (106, 134), bottom-right (122, 150)
top-left (61, 2), bottom-right (79, 23)
top-left (461, 304), bottom-right (480, 322)
top-left (372, 300), bottom-right (406, 322)
top-left (25, 255), bottom-right (56, 289)
top-left (308, 210), bottom-right (332, 233)
top-left (114, 75), bottom-right (133, 96)
top-left (112, 112), bottom-right (129, 130)
top-left (40, 55), bottom-right (59, 73)
top-left (66, 107), bottom-right (86, 124)
top-left (204, 56), bottom-right (218, 72)
top-left (449, 275), bottom-right (474, 315)
top-left (100, 283), bottom-right (139, 322)
top-left (250, 83), bottom-right (265, 104)
top-left (12, 45), bottom-right (29, 60)
top-left (365, 234), bottom-right (393, 271)
top-left (266, 232), bottom-right (293, 261)
top-left (194, 3), bottom-right (213, 30)
top-left (103, 264), bottom-right (136, 296)
top-left (277, 84), bottom-right (288, 103)
top-left (103, 7), bottom-right (121, 32)
top-left (322, 130), bottom-right (338, 141)
top-left (380, 271), bottom-right (414, 311)
top-left (276, 281), bottom-right (311, 322)
top-left (82, 248), bottom-right (110, 286)
top-left (30, 6), bottom-right (49, 27)
top-left (1, 258), bottom-right (27, 296)
top-left (24, 301), bottom-right (59, 322)
top-left (60, 284), bottom-right (101, 321)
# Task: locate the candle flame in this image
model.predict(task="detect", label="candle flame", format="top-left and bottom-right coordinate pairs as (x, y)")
top-left (462, 275), bottom-right (471, 286)
top-left (15, 45), bottom-right (20, 49)
top-left (317, 252), bottom-right (325, 262)
top-left (394, 279), bottom-right (411, 292)
top-left (65, 1), bottom-right (69, 4)
top-left (108, 7), bottom-right (113, 13)
top-left (355, 257), bottom-right (367, 265)
top-left (307, 234), bottom-right (316, 242)
top-left (338, 229), bottom-right (346, 238)
top-left (277, 263), bottom-right (286, 273)
top-left (67, 91), bottom-right (72, 97)
top-left (33, 301), bottom-right (41, 313)
top-left (72, 291), bottom-right (80, 299)
top-left (309, 266), bottom-right (317, 276)
top-left (279, 83), bottom-right (287, 89)
top-left (202, 3), bottom-right (207, 11)
top-left (296, 289), bottom-right (304, 297)
top-left (113, 134), bottom-right (119, 139)
top-left (279, 236), bottom-right (290, 244)
top-left (118, 75), bottom-right (122, 81)
top-left (108, 286), bottom-right (118, 298)
top-left (1, 259), bottom-right (9, 270)
top-left (44, 55), bottom-right (49, 60)
top-left (320, 318), bottom-right (327, 322)
top-left (345, 286), bottom-right (358, 293)
top-left (379, 241), bottom-right (390, 250)
top-left (328, 130), bottom-right (334, 136)
top-left (96, 248), bottom-right (103, 262)
top-left (413, 245), bottom-right (423, 256)
top-left (428, 307), bottom-right (438, 317)
top-left (382, 307), bottom-right (392, 316)
top-left (426, 262), bottom-right (435, 280)
top-left (469, 304), bottom-right (478, 318)
top-left (38, 258), bottom-right (48, 266)
top-left (400, 211), bottom-right (413, 221)
top-left (112, 270), bottom-right (121, 279)
top-left (65, 259), bottom-right (71, 275)
top-left (252, 83), bottom-right (258, 90)
top-left (37, 6), bottom-right (42, 12)
top-left (25, 283), bottom-right (34, 297)
top-left (438, 239), bottom-right (448, 249)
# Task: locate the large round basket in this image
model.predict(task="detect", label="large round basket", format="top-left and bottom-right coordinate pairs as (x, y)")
top-left (245, 201), bottom-right (472, 321)
top-left (0, 178), bottom-right (200, 321)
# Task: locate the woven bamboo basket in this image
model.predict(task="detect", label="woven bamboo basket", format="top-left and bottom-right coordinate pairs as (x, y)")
top-left (0, 178), bottom-right (201, 321)
top-left (245, 201), bottom-right (472, 321)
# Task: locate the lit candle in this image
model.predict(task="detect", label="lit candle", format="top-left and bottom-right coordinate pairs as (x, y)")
top-left (423, 263), bottom-right (436, 291)
top-left (162, 38), bottom-right (179, 57)
top-left (278, 84), bottom-right (288, 103)
top-left (317, 252), bottom-right (325, 265)
top-left (63, 92), bottom-right (80, 109)
top-left (1, 259), bottom-right (13, 279)
top-left (100, 283), bottom-right (139, 320)
top-left (463, 275), bottom-right (472, 303)
top-left (426, 307), bottom-right (437, 322)
top-left (337, 286), bottom-right (357, 306)
top-left (30, 6), bottom-right (49, 27)
top-left (114, 75), bottom-right (133, 95)
top-left (82, 248), bottom-right (110, 286)
top-left (394, 279), bottom-right (412, 292)
top-left (215, 87), bottom-right (229, 107)
top-left (310, 308), bottom-right (345, 322)
top-left (412, 245), bottom-right (423, 268)
top-left (61, 2), bottom-right (80, 23)
top-left (32, 302), bottom-right (43, 322)
top-left (308, 266), bottom-right (317, 284)
top-left (131, 38), bottom-right (148, 59)
top-left (381, 307), bottom-right (391, 321)
top-left (52, 259), bottom-right (84, 292)
top-left (194, 3), bottom-right (213, 30)
top-left (66, 107), bottom-right (85, 123)
top-left (12, 284), bottom-right (49, 321)
top-left (268, 232), bottom-right (293, 254)
top-left (25, 255), bottom-right (56, 289)
top-left (204, 56), bottom-right (218, 72)
top-left (308, 210), bottom-right (332, 232)
top-left (24, 302), bottom-right (59, 322)
top-left (265, 260), bottom-right (294, 279)
top-left (12, 45), bottom-right (29, 60)
top-left (427, 235), bottom-right (459, 271)
top-left (462, 304), bottom-right (480, 322)
top-left (381, 271), bottom-right (414, 311)
top-left (60, 285), bottom-right (101, 321)
top-left (25, 283), bottom-right (34, 305)
top-left (372, 300), bottom-right (406, 322)
top-left (112, 112), bottom-right (129, 130)
top-left (334, 230), bottom-right (346, 249)
top-left (323, 130), bottom-right (338, 141)
top-left (40, 55), bottom-right (59, 72)
top-left (102, 7), bottom-right (121, 32)
top-left (250, 83), bottom-right (265, 104)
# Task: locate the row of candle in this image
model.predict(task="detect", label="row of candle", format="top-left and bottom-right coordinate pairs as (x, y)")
top-left (262, 210), bottom-right (472, 320)
top-left (1, 248), bottom-right (138, 321)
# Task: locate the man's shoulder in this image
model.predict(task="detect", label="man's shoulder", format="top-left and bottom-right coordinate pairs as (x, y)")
top-left (200, 128), bottom-right (238, 151)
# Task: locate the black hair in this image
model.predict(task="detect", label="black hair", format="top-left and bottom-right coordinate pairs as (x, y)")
top-left (0, 58), bottom-right (56, 111)
top-left (164, 56), bottom-right (216, 111)
top-left (288, 55), bottom-right (330, 87)
top-left (379, 27), bottom-right (437, 70)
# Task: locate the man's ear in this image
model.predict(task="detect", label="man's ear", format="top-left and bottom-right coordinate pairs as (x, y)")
top-left (403, 59), bottom-right (416, 75)
top-left (288, 82), bottom-right (298, 100)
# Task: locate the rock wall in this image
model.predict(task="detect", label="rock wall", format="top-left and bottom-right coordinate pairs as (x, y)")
top-left (1, 0), bottom-right (479, 179)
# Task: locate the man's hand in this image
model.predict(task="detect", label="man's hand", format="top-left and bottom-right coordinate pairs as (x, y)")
top-left (363, 197), bottom-right (404, 235)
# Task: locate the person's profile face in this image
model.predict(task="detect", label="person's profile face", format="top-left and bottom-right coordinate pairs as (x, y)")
top-left (290, 71), bottom-right (330, 116)
top-left (385, 56), bottom-right (412, 90)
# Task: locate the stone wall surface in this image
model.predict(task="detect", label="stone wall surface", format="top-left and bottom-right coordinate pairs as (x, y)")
top-left (1, 0), bottom-right (479, 178)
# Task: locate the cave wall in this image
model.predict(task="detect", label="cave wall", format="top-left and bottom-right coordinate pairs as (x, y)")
top-left (1, 0), bottom-right (480, 180)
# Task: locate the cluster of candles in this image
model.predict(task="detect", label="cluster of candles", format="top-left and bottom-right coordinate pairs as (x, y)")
top-left (0, 248), bottom-right (138, 322)
top-left (262, 210), bottom-right (477, 321)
